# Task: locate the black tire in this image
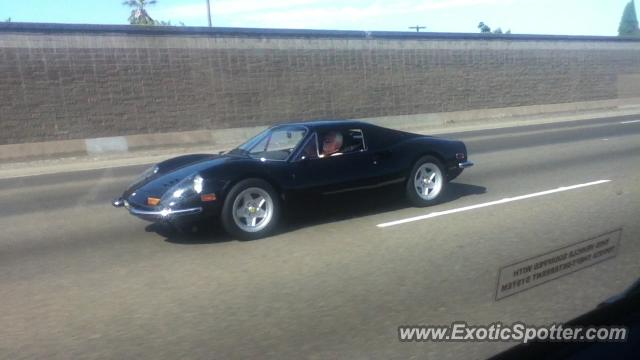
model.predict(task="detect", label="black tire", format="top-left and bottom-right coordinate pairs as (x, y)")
top-left (406, 155), bottom-right (448, 207)
top-left (221, 178), bottom-right (281, 240)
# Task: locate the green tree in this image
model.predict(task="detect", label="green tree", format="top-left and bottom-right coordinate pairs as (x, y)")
top-left (122, 1), bottom-right (183, 26)
top-left (478, 22), bottom-right (511, 34)
top-left (619, 0), bottom-right (640, 36)
top-left (123, 0), bottom-right (157, 25)
top-left (4, 17), bottom-right (10, 22)
top-left (478, 22), bottom-right (491, 33)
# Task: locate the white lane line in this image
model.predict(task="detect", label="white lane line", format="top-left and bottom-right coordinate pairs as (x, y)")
top-left (376, 179), bottom-right (611, 228)
top-left (620, 120), bottom-right (640, 124)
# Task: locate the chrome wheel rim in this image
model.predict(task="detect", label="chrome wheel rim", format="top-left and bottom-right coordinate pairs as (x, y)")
top-left (414, 163), bottom-right (443, 201)
top-left (232, 187), bottom-right (274, 233)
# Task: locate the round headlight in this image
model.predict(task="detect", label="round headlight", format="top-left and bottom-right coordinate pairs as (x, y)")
top-left (172, 188), bottom-right (186, 198)
top-left (194, 175), bottom-right (204, 194)
top-left (160, 173), bottom-right (205, 205)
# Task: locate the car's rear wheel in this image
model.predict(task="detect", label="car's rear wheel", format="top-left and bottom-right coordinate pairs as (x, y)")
top-left (406, 156), bottom-right (447, 207)
top-left (221, 178), bottom-right (280, 240)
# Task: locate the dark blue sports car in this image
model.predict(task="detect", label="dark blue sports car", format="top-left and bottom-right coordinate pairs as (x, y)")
top-left (113, 120), bottom-right (473, 239)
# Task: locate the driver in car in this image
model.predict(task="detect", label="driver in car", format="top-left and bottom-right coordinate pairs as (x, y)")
top-left (321, 131), bottom-right (343, 157)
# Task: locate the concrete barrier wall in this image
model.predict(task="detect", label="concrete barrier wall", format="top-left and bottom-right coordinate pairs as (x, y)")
top-left (1, 23), bottom-right (640, 146)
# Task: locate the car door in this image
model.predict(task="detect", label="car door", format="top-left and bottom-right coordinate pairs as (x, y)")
top-left (364, 125), bottom-right (415, 185)
top-left (291, 128), bottom-right (379, 194)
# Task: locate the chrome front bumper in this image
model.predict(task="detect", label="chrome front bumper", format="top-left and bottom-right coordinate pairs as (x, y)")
top-left (458, 160), bottom-right (474, 169)
top-left (129, 207), bottom-right (203, 218)
top-left (112, 197), bottom-right (202, 221)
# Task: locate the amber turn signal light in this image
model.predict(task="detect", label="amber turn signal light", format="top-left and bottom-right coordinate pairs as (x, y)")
top-left (201, 193), bottom-right (217, 202)
top-left (147, 197), bottom-right (161, 206)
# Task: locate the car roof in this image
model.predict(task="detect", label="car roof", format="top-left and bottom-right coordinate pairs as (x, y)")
top-left (272, 119), bottom-right (371, 131)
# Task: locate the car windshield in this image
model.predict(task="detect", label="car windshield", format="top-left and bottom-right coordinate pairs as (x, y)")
top-left (233, 126), bottom-right (307, 161)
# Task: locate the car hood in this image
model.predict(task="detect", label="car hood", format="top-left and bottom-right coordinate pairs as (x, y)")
top-left (123, 153), bottom-right (238, 200)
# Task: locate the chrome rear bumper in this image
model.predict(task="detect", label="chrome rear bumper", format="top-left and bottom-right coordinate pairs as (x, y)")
top-left (458, 161), bottom-right (474, 169)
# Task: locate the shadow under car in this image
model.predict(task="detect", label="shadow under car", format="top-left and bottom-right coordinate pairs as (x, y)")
top-left (148, 182), bottom-right (487, 244)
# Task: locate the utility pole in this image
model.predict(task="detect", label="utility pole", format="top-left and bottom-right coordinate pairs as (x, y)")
top-left (206, 0), bottom-right (212, 27)
top-left (409, 25), bottom-right (426, 32)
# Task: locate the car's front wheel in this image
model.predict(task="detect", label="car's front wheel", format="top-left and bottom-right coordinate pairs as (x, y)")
top-left (221, 178), bottom-right (280, 240)
top-left (406, 156), bottom-right (447, 207)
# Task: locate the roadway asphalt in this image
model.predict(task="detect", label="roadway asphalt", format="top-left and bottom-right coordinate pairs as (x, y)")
top-left (1, 115), bottom-right (639, 359)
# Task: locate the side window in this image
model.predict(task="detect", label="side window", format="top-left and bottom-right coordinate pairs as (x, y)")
top-left (343, 129), bottom-right (367, 153)
top-left (297, 133), bottom-right (319, 160)
top-left (318, 129), bottom-right (367, 158)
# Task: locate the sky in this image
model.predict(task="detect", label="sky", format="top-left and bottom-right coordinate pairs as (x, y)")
top-left (0, 0), bottom-right (634, 36)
